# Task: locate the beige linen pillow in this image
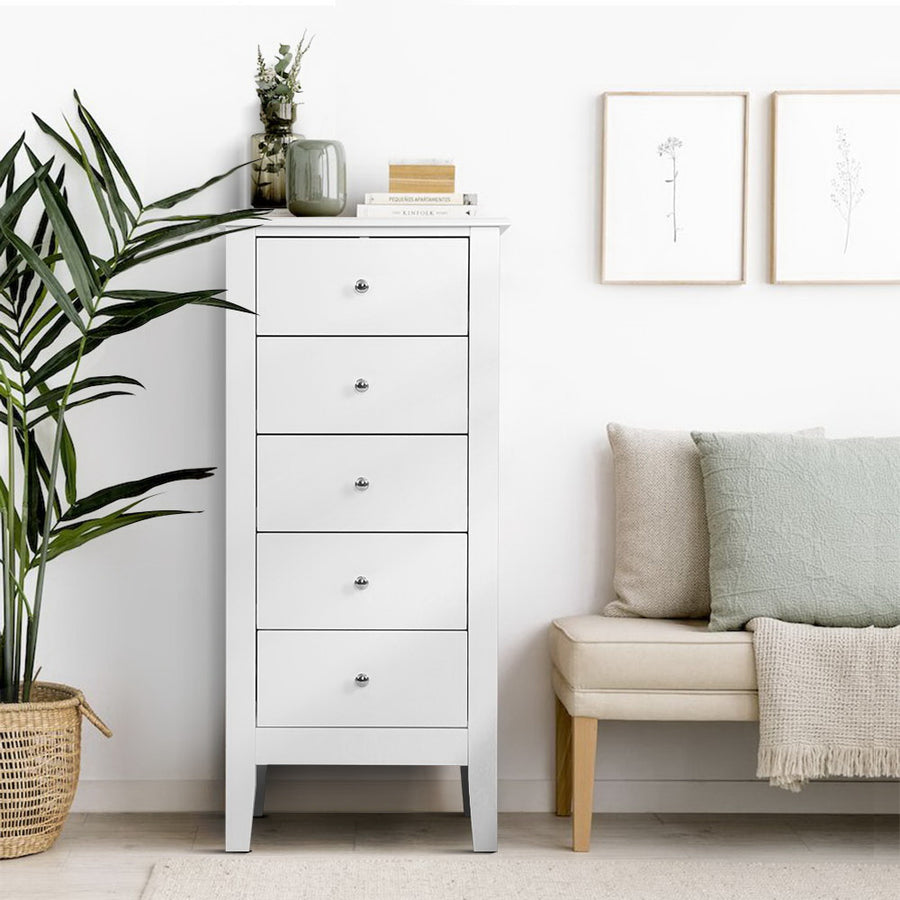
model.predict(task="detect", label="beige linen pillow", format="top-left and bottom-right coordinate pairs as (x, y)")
top-left (604, 424), bottom-right (823, 619)
top-left (605, 424), bottom-right (711, 619)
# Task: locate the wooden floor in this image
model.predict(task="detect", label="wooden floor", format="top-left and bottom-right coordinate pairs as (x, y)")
top-left (2, 812), bottom-right (898, 900)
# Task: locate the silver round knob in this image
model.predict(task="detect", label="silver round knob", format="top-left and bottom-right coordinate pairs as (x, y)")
top-left (355, 673), bottom-right (370, 686)
top-left (354, 476), bottom-right (370, 491)
top-left (354, 378), bottom-right (369, 393)
top-left (354, 279), bottom-right (369, 294)
top-left (354, 576), bottom-right (369, 590)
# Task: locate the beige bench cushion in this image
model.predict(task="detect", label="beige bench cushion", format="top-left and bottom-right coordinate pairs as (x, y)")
top-left (550, 616), bottom-right (755, 691)
top-left (551, 669), bottom-right (759, 721)
top-left (550, 616), bottom-right (758, 721)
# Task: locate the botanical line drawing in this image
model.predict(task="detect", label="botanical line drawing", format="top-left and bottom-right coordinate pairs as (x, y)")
top-left (830, 126), bottom-right (864, 255)
top-left (657, 136), bottom-right (683, 242)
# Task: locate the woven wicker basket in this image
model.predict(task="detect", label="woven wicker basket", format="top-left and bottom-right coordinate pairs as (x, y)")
top-left (0, 682), bottom-right (111, 859)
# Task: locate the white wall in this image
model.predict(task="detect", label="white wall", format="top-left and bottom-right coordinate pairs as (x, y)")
top-left (3, 1), bottom-right (899, 814)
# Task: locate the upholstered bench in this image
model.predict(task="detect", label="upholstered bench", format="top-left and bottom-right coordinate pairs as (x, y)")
top-left (550, 616), bottom-right (758, 851)
top-left (552, 423), bottom-right (832, 852)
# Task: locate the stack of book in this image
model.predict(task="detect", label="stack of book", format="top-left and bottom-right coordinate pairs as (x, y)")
top-left (357, 160), bottom-right (478, 219)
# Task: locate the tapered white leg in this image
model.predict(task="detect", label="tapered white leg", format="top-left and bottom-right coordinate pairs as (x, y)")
top-left (460, 766), bottom-right (471, 817)
top-left (467, 744), bottom-right (497, 852)
top-left (253, 765), bottom-right (268, 818)
top-left (225, 762), bottom-right (255, 852)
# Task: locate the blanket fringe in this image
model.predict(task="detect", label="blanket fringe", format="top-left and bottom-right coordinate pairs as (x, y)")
top-left (758, 745), bottom-right (900, 792)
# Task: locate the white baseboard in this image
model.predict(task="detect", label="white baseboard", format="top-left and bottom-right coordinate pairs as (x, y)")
top-left (73, 779), bottom-right (225, 813)
top-left (72, 778), bottom-right (900, 815)
top-left (503, 779), bottom-right (900, 815)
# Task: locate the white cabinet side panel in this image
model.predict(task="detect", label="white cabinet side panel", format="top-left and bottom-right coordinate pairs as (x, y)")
top-left (466, 226), bottom-right (501, 852)
top-left (225, 229), bottom-right (258, 851)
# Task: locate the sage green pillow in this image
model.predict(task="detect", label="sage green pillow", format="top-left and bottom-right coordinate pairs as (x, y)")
top-left (692, 431), bottom-right (900, 631)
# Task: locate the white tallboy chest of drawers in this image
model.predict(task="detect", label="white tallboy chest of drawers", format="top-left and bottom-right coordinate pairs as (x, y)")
top-left (225, 217), bottom-right (507, 852)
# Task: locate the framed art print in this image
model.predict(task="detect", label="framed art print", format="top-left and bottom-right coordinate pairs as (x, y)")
top-left (600, 92), bottom-right (748, 284)
top-left (772, 91), bottom-right (900, 284)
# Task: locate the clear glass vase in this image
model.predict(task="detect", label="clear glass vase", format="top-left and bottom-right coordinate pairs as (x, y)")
top-left (250, 103), bottom-right (301, 208)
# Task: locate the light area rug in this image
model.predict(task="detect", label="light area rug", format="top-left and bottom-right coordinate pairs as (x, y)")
top-left (142, 856), bottom-right (900, 900)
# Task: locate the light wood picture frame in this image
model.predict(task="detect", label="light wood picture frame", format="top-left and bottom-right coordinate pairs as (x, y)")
top-left (600, 91), bottom-right (748, 285)
top-left (771, 90), bottom-right (900, 284)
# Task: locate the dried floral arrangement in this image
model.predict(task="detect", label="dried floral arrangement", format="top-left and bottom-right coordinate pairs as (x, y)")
top-left (255, 34), bottom-right (314, 128)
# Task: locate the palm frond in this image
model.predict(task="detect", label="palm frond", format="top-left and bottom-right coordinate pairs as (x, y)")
top-left (1, 94), bottom-right (257, 701)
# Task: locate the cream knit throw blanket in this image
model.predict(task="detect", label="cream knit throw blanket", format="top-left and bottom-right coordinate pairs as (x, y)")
top-left (749, 617), bottom-right (900, 792)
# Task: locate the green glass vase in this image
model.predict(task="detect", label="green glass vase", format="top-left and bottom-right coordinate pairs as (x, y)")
top-left (286, 139), bottom-right (347, 216)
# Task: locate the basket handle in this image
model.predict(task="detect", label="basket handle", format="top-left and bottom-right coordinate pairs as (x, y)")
top-left (79, 698), bottom-right (112, 738)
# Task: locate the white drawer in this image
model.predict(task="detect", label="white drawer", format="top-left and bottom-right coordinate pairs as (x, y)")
top-left (257, 338), bottom-right (468, 434)
top-left (256, 237), bottom-right (468, 336)
top-left (257, 630), bottom-right (467, 727)
top-left (257, 435), bottom-right (467, 532)
top-left (257, 534), bottom-right (467, 629)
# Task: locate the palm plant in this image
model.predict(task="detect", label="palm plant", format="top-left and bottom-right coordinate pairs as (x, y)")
top-left (0, 92), bottom-right (263, 703)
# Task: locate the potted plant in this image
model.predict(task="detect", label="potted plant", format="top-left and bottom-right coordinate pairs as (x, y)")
top-left (0, 92), bottom-right (262, 858)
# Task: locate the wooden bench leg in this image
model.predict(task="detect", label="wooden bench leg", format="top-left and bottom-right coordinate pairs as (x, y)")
top-left (572, 716), bottom-right (598, 852)
top-left (555, 697), bottom-right (573, 816)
